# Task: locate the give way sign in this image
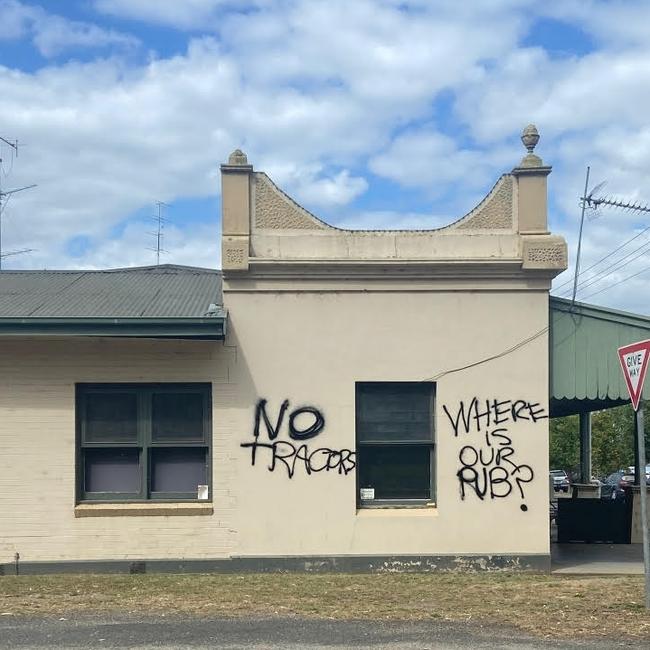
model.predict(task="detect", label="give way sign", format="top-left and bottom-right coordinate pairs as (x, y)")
top-left (618, 339), bottom-right (650, 411)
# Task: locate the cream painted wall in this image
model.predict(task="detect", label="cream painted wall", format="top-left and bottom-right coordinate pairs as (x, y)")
top-left (226, 288), bottom-right (550, 558)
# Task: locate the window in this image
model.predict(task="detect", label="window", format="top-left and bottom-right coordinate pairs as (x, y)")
top-left (356, 382), bottom-right (435, 506)
top-left (77, 383), bottom-right (211, 502)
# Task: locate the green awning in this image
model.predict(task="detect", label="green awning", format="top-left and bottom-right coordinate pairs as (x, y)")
top-left (550, 297), bottom-right (650, 416)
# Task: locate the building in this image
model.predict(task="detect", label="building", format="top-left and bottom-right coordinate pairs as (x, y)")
top-left (0, 126), bottom-right (570, 574)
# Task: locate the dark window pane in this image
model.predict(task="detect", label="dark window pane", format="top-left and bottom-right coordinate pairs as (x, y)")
top-left (358, 445), bottom-right (431, 500)
top-left (152, 393), bottom-right (204, 441)
top-left (357, 383), bottom-right (433, 442)
top-left (84, 392), bottom-right (138, 442)
top-left (84, 448), bottom-right (140, 493)
top-left (151, 448), bottom-right (207, 493)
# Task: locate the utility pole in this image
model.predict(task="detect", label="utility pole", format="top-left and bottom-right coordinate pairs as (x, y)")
top-left (618, 340), bottom-right (650, 610)
top-left (572, 167), bottom-right (590, 305)
top-left (0, 136), bottom-right (36, 270)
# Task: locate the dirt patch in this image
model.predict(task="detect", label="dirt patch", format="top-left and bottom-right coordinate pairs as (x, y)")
top-left (1, 573), bottom-right (648, 639)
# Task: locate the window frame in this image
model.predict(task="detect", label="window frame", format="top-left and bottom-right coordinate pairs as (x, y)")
top-left (355, 381), bottom-right (436, 508)
top-left (76, 382), bottom-right (212, 503)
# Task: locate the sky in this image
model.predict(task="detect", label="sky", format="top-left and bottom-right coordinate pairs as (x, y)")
top-left (0, 0), bottom-right (649, 313)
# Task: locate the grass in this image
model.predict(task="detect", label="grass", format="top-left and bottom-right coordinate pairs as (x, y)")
top-left (1, 573), bottom-right (649, 639)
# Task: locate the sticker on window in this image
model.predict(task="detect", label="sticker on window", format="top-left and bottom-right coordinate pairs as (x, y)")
top-left (360, 487), bottom-right (375, 501)
top-left (197, 485), bottom-right (209, 500)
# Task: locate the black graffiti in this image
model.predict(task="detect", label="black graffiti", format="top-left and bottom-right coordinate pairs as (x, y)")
top-left (254, 398), bottom-right (289, 441)
top-left (241, 440), bottom-right (356, 478)
top-left (445, 398), bottom-right (546, 511)
top-left (242, 399), bottom-right (355, 479)
top-left (442, 397), bottom-right (547, 437)
top-left (457, 439), bottom-right (534, 504)
top-left (289, 406), bottom-right (325, 440)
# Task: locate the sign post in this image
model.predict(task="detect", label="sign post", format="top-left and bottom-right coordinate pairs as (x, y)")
top-left (618, 339), bottom-right (650, 609)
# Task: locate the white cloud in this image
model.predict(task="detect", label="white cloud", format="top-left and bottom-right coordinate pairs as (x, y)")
top-left (334, 210), bottom-right (452, 231)
top-left (0, 0), bottom-right (138, 56)
top-left (0, 0), bottom-right (31, 39)
top-left (542, 0), bottom-right (650, 50)
top-left (260, 162), bottom-right (368, 208)
top-left (94, 0), bottom-right (242, 30)
top-left (457, 48), bottom-right (650, 145)
top-left (33, 15), bottom-right (138, 58)
top-left (369, 128), bottom-right (514, 195)
top-left (0, 0), bottom-right (649, 314)
top-left (293, 170), bottom-right (368, 209)
top-left (0, 1), bottom-right (535, 272)
top-left (54, 219), bottom-right (221, 271)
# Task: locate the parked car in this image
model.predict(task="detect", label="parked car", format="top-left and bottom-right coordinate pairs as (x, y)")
top-left (626, 465), bottom-right (650, 480)
top-left (601, 470), bottom-right (650, 500)
top-left (550, 469), bottom-right (570, 493)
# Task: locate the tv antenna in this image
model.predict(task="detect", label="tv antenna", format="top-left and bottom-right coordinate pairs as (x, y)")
top-left (584, 192), bottom-right (650, 215)
top-left (147, 201), bottom-right (169, 265)
top-left (0, 248), bottom-right (35, 261)
top-left (572, 167), bottom-right (650, 304)
top-left (0, 136), bottom-right (36, 270)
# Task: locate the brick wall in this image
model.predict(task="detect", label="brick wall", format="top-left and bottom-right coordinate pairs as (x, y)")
top-left (0, 337), bottom-right (237, 563)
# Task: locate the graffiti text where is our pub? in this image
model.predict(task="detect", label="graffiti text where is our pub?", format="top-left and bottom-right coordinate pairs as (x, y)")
top-left (443, 397), bottom-right (548, 512)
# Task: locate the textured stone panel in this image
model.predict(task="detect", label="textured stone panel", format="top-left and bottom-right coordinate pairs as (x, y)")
top-left (526, 246), bottom-right (566, 264)
top-left (222, 236), bottom-right (249, 270)
top-left (455, 176), bottom-right (513, 230)
top-left (522, 238), bottom-right (568, 270)
top-left (254, 173), bottom-right (330, 230)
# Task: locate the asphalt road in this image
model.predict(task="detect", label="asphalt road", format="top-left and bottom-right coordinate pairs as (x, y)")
top-left (0, 616), bottom-right (638, 649)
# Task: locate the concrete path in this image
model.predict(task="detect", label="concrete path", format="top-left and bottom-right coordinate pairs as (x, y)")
top-left (0, 616), bottom-right (637, 649)
top-left (552, 543), bottom-right (644, 574)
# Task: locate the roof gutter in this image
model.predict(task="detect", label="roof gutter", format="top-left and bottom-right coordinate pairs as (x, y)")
top-left (0, 316), bottom-right (227, 340)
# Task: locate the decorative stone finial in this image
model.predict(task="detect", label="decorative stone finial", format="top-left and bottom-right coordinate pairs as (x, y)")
top-left (228, 149), bottom-right (248, 165)
top-left (517, 124), bottom-right (543, 168)
top-left (521, 124), bottom-right (539, 153)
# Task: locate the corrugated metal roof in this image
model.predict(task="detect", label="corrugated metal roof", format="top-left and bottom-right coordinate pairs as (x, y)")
top-left (550, 296), bottom-right (650, 416)
top-left (0, 265), bottom-right (222, 319)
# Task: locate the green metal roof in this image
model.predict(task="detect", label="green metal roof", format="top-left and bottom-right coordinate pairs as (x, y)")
top-left (0, 265), bottom-right (226, 339)
top-left (550, 296), bottom-right (650, 416)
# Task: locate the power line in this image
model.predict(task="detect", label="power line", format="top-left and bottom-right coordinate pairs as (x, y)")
top-left (580, 263), bottom-right (650, 301)
top-left (576, 240), bottom-right (650, 293)
top-left (559, 236), bottom-right (650, 297)
top-left (554, 224), bottom-right (650, 292)
top-left (556, 175), bottom-right (650, 303)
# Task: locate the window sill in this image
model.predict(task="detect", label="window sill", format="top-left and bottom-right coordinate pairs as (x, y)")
top-left (356, 504), bottom-right (438, 517)
top-left (74, 502), bottom-right (214, 518)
